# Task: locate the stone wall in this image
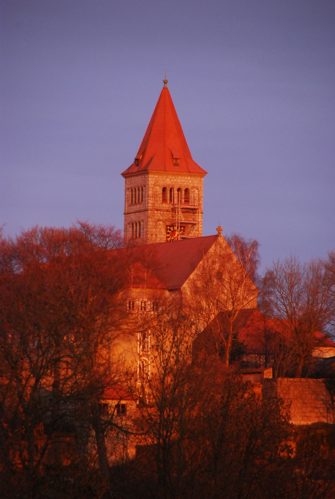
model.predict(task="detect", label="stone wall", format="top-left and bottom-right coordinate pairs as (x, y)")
top-left (124, 172), bottom-right (204, 243)
top-left (265, 378), bottom-right (335, 425)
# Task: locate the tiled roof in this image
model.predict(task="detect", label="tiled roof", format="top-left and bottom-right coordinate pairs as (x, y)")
top-left (313, 330), bottom-right (335, 348)
top-left (123, 235), bottom-right (218, 290)
top-left (102, 385), bottom-right (135, 401)
top-left (122, 84), bottom-right (207, 177)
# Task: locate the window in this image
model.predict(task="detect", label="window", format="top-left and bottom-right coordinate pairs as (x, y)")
top-left (139, 358), bottom-right (150, 380)
top-left (99, 403), bottom-right (109, 417)
top-left (131, 222), bottom-right (142, 239)
top-left (184, 188), bottom-right (190, 204)
top-left (169, 187), bottom-right (174, 204)
top-left (134, 153), bottom-right (142, 166)
top-left (177, 187), bottom-right (182, 204)
top-left (116, 403), bottom-right (127, 416)
top-left (171, 151), bottom-right (180, 166)
top-left (193, 188), bottom-right (198, 205)
top-left (140, 300), bottom-right (147, 311)
top-left (139, 330), bottom-right (150, 353)
top-left (127, 300), bottom-right (135, 312)
top-left (152, 301), bottom-right (159, 312)
top-left (162, 187), bottom-right (167, 203)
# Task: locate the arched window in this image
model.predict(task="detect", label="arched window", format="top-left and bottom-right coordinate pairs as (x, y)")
top-left (162, 187), bottom-right (167, 203)
top-left (184, 188), bottom-right (190, 204)
top-left (140, 186), bottom-right (144, 203)
top-left (177, 188), bottom-right (182, 204)
top-left (192, 188), bottom-right (198, 205)
top-left (169, 187), bottom-right (174, 204)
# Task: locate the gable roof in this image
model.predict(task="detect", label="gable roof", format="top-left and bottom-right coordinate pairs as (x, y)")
top-left (123, 235), bottom-right (218, 290)
top-left (122, 83), bottom-right (207, 178)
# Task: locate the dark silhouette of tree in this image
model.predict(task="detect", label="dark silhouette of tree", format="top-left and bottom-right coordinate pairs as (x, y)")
top-left (260, 257), bottom-right (334, 377)
top-left (134, 297), bottom-right (292, 499)
top-left (0, 224), bottom-right (127, 497)
top-left (325, 251), bottom-right (335, 335)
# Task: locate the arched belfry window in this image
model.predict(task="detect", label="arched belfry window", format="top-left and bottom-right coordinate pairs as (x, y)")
top-left (184, 188), bottom-right (190, 204)
top-left (192, 188), bottom-right (199, 205)
top-left (169, 188), bottom-right (174, 204)
top-left (177, 188), bottom-right (182, 204)
top-left (130, 221), bottom-right (143, 239)
top-left (162, 187), bottom-right (167, 203)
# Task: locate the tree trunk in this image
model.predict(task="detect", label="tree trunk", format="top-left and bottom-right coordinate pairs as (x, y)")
top-left (91, 403), bottom-right (111, 494)
top-left (224, 319), bottom-right (234, 367)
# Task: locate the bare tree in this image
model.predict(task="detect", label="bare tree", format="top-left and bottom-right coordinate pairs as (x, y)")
top-left (136, 323), bottom-right (291, 499)
top-left (134, 301), bottom-right (196, 498)
top-left (325, 251), bottom-right (335, 335)
top-left (0, 224), bottom-right (128, 497)
top-left (260, 257), bottom-right (334, 377)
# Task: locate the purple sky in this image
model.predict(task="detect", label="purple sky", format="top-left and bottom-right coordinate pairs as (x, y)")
top-left (1, 0), bottom-right (335, 271)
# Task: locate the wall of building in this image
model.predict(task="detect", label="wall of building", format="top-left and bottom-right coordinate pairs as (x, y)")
top-left (182, 235), bottom-right (258, 333)
top-left (124, 172), bottom-right (204, 244)
top-left (265, 378), bottom-right (335, 425)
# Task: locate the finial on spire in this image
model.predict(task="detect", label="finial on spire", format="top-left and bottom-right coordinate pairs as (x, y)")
top-left (216, 225), bottom-right (223, 236)
top-left (163, 71), bottom-right (168, 86)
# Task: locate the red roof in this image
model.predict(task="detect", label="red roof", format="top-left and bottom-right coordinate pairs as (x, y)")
top-left (122, 83), bottom-right (207, 177)
top-left (123, 235), bottom-right (218, 290)
top-left (102, 385), bottom-right (135, 401)
top-left (313, 331), bottom-right (335, 348)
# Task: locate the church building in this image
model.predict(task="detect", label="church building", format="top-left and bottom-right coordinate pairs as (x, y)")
top-left (108, 82), bottom-right (258, 387)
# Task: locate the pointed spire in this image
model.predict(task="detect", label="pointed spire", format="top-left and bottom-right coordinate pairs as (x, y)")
top-left (122, 83), bottom-right (207, 177)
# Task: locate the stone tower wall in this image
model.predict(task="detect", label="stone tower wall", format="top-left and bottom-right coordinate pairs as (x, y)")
top-left (124, 172), bottom-right (204, 244)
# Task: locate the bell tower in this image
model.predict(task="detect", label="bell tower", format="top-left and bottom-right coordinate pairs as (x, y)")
top-left (122, 81), bottom-right (207, 244)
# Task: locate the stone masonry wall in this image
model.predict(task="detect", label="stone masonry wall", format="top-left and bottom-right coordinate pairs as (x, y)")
top-left (124, 172), bottom-right (204, 244)
top-left (265, 378), bottom-right (335, 425)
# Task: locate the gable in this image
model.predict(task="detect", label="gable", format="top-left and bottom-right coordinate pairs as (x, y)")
top-left (182, 235), bottom-right (258, 307)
